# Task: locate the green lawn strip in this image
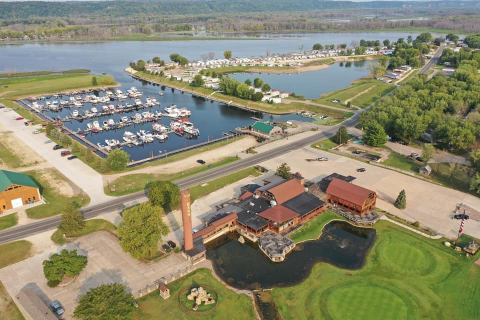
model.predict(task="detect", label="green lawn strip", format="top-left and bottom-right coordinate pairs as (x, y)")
top-left (429, 162), bottom-right (472, 194)
top-left (135, 71), bottom-right (348, 119)
top-left (25, 170), bottom-right (90, 219)
top-left (190, 167), bottom-right (261, 202)
top-left (272, 220), bottom-right (480, 320)
top-left (0, 281), bottom-right (24, 320)
top-left (289, 210), bottom-right (344, 243)
top-left (311, 138), bottom-right (339, 151)
top-left (133, 268), bottom-right (256, 320)
top-left (0, 139), bottom-right (24, 168)
top-left (350, 82), bottom-right (394, 108)
top-left (382, 150), bottom-right (422, 173)
top-left (0, 73), bottom-right (116, 100)
top-left (51, 219), bottom-right (117, 245)
top-left (0, 213), bottom-right (18, 231)
top-left (0, 240), bottom-right (32, 269)
top-left (105, 156), bottom-right (238, 196)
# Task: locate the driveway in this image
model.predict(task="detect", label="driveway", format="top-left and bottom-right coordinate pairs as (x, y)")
top-left (259, 146), bottom-right (480, 239)
top-left (0, 108), bottom-right (113, 205)
top-left (386, 141), bottom-right (469, 166)
top-left (0, 232), bottom-right (190, 319)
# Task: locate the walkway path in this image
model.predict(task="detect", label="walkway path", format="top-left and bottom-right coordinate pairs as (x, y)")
top-left (380, 215), bottom-right (442, 239)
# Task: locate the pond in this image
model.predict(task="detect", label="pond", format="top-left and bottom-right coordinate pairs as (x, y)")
top-left (230, 60), bottom-right (374, 99)
top-left (206, 221), bottom-right (376, 290)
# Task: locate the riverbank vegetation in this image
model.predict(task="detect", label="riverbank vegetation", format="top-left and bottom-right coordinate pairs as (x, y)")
top-left (134, 268), bottom-right (255, 320)
top-left (272, 220), bottom-right (480, 320)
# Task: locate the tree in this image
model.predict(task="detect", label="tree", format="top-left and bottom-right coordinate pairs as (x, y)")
top-left (244, 79), bottom-right (252, 86)
top-left (312, 43), bottom-right (323, 51)
top-left (251, 91), bottom-right (263, 101)
top-left (363, 121), bottom-right (387, 147)
top-left (118, 203), bottom-right (168, 259)
top-left (59, 206), bottom-right (85, 235)
top-left (421, 143), bottom-right (434, 163)
top-left (152, 56), bottom-right (164, 65)
top-left (191, 74), bottom-right (204, 87)
top-left (261, 83), bottom-right (271, 92)
top-left (224, 50), bottom-right (232, 59)
top-left (470, 149), bottom-right (480, 171)
top-left (74, 284), bottom-right (136, 320)
top-left (106, 149), bottom-right (129, 171)
top-left (43, 249), bottom-right (87, 287)
top-left (394, 190), bottom-right (407, 209)
top-left (276, 162), bottom-right (292, 179)
top-left (464, 34), bottom-right (480, 49)
top-left (146, 180), bottom-right (180, 209)
top-left (446, 33), bottom-right (459, 43)
top-left (92, 76), bottom-right (98, 86)
top-left (334, 126), bottom-right (349, 145)
top-left (383, 39), bottom-right (390, 47)
top-left (415, 32), bottom-right (432, 43)
top-left (470, 173), bottom-right (480, 195)
top-left (253, 77), bottom-right (263, 88)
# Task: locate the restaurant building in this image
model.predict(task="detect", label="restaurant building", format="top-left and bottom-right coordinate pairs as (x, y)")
top-left (326, 178), bottom-right (376, 215)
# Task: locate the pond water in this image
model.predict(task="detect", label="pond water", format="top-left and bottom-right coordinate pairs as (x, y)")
top-left (0, 32), bottom-right (415, 160)
top-left (230, 60), bottom-right (373, 99)
top-left (206, 221), bottom-right (376, 290)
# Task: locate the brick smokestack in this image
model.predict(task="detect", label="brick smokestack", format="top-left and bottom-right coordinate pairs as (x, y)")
top-left (180, 190), bottom-right (193, 252)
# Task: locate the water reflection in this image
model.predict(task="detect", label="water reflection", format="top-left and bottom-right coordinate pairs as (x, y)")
top-left (207, 221), bottom-right (376, 290)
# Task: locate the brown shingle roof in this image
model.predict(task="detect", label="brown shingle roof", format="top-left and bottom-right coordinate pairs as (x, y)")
top-left (193, 213), bottom-right (237, 239)
top-left (266, 178), bottom-right (304, 204)
top-left (326, 178), bottom-right (376, 207)
top-left (259, 205), bottom-right (298, 224)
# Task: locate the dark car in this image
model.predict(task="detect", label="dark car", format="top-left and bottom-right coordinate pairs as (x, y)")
top-left (53, 144), bottom-right (63, 150)
top-left (49, 300), bottom-right (65, 318)
top-left (167, 240), bottom-right (177, 249)
top-left (197, 159), bottom-right (206, 165)
top-left (60, 150), bottom-right (71, 157)
top-left (67, 155), bottom-right (77, 160)
top-left (357, 168), bottom-right (366, 172)
top-left (453, 214), bottom-right (469, 220)
top-left (162, 244), bottom-right (172, 252)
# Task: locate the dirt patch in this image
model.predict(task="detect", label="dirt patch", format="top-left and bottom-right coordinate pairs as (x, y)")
top-left (39, 169), bottom-right (75, 197)
top-left (0, 129), bottom-right (44, 168)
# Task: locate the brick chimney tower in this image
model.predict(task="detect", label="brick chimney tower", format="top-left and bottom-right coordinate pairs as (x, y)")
top-left (180, 189), bottom-right (193, 252)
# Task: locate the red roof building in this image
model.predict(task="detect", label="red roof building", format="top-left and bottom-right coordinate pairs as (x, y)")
top-left (326, 178), bottom-right (376, 215)
top-left (259, 205), bottom-right (298, 233)
top-left (262, 178), bottom-right (305, 204)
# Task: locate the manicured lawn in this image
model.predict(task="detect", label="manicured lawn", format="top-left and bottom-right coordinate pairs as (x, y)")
top-left (350, 82), bottom-right (394, 108)
top-left (272, 221), bottom-right (480, 320)
top-left (0, 240), bottom-right (32, 269)
top-left (25, 169), bottom-right (90, 219)
top-left (0, 282), bottom-right (24, 320)
top-left (382, 151), bottom-right (421, 173)
top-left (51, 219), bottom-right (117, 245)
top-left (289, 211), bottom-right (344, 243)
top-left (0, 213), bottom-right (18, 231)
top-left (311, 138), bottom-right (338, 151)
top-left (190, 167), bottom-right (261, 202)
top-left (429, 162), bottom-right (471, 194)
top-left (0, 139), bottom-right (24, 168)
top-left (134, 268), bottom-right (255, 320)
top-left (105, 157), bottom-right (238, 196)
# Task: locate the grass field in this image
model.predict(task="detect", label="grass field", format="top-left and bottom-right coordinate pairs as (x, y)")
top-left (289, 211), bottom-right (344, 243)
top-left (0, 213), bottom-right (18, 231)
top-left (311, 138), bottom-right (339, 151)
top-left (134, 268), bottom-right (255, 320)
top-left (0, 240), bottom-right (32, 269)
top-left (382, 151), bottom-right (421, 173)
top-left (314, 78), bottom-right (393, 108)
top-left (0, 138), bottom-right (24, 168)
top-left (190, 167), bottom-right (261, 202)
top-left (105, 156), bottom-right (238, 196)
top-left (0, 282), bottom-right (24, 320)
top-left (25, 169), bottom-right (90, 219)
top-left (272, 221), bottom-right (480, 320)
top-left (51, 219), bottom-right (117, 244)
top-left (0, 71), bottom-right (116, 99)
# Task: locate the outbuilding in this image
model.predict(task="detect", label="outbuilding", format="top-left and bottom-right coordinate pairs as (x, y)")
top-left (0, 170), bottom-right (41, 213)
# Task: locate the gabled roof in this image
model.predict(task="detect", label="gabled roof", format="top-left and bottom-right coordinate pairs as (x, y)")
top-left (252, 121), bottom-right (274, 134)
top-left (259, 205), bottom-right (298, 224)
top-left (326, 178), bottom-right (375, 207)
top-left (0, 170), bottom-right (39, 192)
top-left (266, 178), bottom-right (305, 204)
top-left (283, 192), bottom-right (325, 216)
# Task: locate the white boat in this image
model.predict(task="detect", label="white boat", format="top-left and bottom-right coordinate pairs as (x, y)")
top-left (73, 101), bottom-right (83, 107)
top-left (108, 104), bottom-right (115, 111)
top-left (72, 110), bottom-right (79, 117)
top-left (133, 113), bottom-right (143, 122)
top-left (152, 123), bottom-right (167, 132)
top-left (107, 119), bottom-right (115, 126)
top-left (154, 133), bottom-right (168, 141)
top-left (134, 98), bottom-right (142, 106)
top-left (102, 105), bottom-right (109, 112)
top-left (123, 131), bottom-right (136, 143)
top-left (178, 108), bottom-right (191, 117)
top-left (121, 116), bottom-right (129, 123)
top-left (91, 107), bottom-right (98, 114)
top-left (92, 121), bottom-right (101, 128)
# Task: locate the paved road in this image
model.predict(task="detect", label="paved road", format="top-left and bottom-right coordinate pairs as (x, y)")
top-left (1, 46), bottom-right (446, 245)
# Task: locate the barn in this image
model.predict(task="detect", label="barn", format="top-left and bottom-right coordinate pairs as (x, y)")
top-left (0, 170), bottom-right (41, 213)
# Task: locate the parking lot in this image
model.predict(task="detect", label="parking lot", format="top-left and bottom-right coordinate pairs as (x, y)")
top-left (259, 146), bottom-right (480, 239)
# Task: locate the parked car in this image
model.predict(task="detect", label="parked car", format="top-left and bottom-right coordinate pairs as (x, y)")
top-left (49, 300), bottom-right (65, 318)
top-left (352, 150), bottom-right (363, 155)
top-left (317, 157), bottom-right (328, 161)
top-left (15, 116), bottom-right (24, 120)
top-left (67, 155), bottom-right (77, 160)
top-left (167, 240), bottom-right (177, 249)
top-left (33, 129), bottom-right (41, 134)
top-left (53, 144), bottom-right (63, 150)
top-left (60, 150), bottom-right (71, 157)
top-left (197, 159), bottom-right (206, 165)
top-left (162, 244), bottom-right (172, 252)
top-left (357, 168), bottom-right (366, 172)
top-left (453, 214), bottom-right (469, 220)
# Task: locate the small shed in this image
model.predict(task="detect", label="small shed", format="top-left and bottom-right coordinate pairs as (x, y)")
top-left (158, 282), bottom-right (170, 299)
top-left (464, 241), bottom-right (479, 255)
top-left (419, 165), bottom-right (432, 176)
top-left (251, 121), bottom-right (283, 137)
